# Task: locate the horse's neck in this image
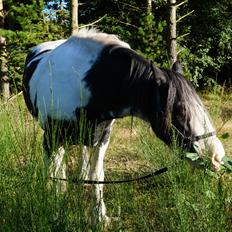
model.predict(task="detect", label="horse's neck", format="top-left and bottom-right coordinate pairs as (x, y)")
top-left (114, 62), bottom-right (155, 120)
top-left (86, 49), bottom-right (155, 122)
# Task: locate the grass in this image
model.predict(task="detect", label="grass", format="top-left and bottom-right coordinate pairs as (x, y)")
top-left (0, 91), bottom-right (232, 232)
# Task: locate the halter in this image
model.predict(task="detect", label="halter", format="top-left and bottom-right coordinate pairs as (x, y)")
top-left (193, 131), bottom-right (217, 142)
top-left (172, 123), bottom-right (217, 148)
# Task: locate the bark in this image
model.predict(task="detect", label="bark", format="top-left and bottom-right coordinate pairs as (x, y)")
top-left (0, 36), bottom-right (10, 100)
top-left (0, 0), bottom-right (4, 28)
top-left (169, 0), bottom-right (177, 65)
top-left (147, 0), bottom-right (152, 15)
top-left (0, 0), bottom-right (10, 100)
top-left (71, 0), bottom-right (78, 34)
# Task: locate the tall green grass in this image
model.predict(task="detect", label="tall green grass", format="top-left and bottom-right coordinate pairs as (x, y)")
top-left (0, 96), bottom-right (232, 231)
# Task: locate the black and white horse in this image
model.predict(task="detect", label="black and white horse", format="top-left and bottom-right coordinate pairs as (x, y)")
top-left (23, 28), bottom-right (225, 223)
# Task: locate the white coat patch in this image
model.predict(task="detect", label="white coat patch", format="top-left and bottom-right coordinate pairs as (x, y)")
top-left (29, 38), bottom-right (104, 127)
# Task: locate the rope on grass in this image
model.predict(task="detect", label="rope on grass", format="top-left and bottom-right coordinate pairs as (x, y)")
top-left (50, 154), bottom-right (232, 185)
top-left (50, 167), bottom-right (168, 185)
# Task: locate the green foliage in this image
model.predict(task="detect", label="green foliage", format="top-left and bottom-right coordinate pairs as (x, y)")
top-left (136, 13), bottom-right (168, 66)
top-left (178, 0), bottom-right (232, 86)
top-left (1, 0), bottom-right (232, 92)
top-left (93, 1), bottom-right (169, 66)
top-left (1, 0), bottom-right (69, 92)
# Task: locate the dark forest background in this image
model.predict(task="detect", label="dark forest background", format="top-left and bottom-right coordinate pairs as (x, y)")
top-left (0, 0), bottom-right (231, 95)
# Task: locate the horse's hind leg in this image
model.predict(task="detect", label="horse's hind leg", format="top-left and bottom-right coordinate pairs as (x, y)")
top-left (80, 145), bottom-right (91, 180)
top-left (43, 131), bottom-right (67, 192)
top-left (82, 119), bottom-right (115, 225)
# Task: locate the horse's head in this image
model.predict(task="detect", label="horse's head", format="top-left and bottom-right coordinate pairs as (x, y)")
top-left (151, 61), bottom-right (225, 171)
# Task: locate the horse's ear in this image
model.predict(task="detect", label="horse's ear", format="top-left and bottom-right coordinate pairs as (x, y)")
top-left (172, 60), bottom-right (183, 74)
top-left (153, 65), bottom-right (167, 86)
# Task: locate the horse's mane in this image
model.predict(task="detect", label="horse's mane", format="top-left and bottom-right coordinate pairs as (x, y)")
top-left (164, 70), bottom-right (207, 132)
top-left (71, 27), bottom-right (130, 48)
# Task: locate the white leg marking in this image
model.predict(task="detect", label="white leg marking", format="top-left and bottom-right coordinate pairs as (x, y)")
top-left (49, 146), bottom-right (67, 192)
top-left (90, 123), bottom-right (114, 224)
top-left (90, 140), bottom-right (111, 225)
top-left (89, 139), bottom-right (110, 180)
top-left (81, 145), bottom-right (91, 180)
top-left (50, 146), bottom-right (66, 179)
top-left (88, 120), bottom-right (114, 225)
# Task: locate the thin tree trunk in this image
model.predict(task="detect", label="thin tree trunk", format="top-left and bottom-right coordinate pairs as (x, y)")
top-left (0, 0), bottom-right (3, 27)
top-left (169, 0), bottom-right (177, 65)
top-left (147, 0), bottom-right (152, 15)
top-left (0, 0), bottom-right (10, 100)
top-left (0, 37), bottom-right (10, 100)
top-left (71, 0), bottom-right (78, 35)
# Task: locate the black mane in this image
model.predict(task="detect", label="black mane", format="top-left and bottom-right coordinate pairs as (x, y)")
top-left (163, 68), bottom-right (206, 138)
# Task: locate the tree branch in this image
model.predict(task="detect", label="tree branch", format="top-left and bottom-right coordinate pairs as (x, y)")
top-left (79, 15), bottom-right (107, 29)
top-left (114, 19), bottom-right (138, 29)
top-left (176, 0), bottom-right (187, 8)
top-left (177, 32), bottom-right (190, 40)
top-left (176, 10), bottom-right (194, 23)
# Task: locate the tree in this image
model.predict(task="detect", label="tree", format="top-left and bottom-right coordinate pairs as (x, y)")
top-left (0, 0), bottom-right (10, 99)
top-left (147, 0), bottom-right (152, 15)
top-left (169, 0), bottom-right (177, 65)
top-left (1, 0), bottom-right (230, 92)
top-left (71, 0), bottom-right (78, 34)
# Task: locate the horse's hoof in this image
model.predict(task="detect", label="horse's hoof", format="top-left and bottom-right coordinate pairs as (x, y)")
top-left (102, 215), bottom-right (111, 229)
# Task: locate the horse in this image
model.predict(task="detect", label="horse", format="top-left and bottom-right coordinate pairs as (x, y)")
top-left (22, 28), bottom-right (225, 224)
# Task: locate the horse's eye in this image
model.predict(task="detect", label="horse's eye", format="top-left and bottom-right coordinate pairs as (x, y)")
top-left (175, 102), bottom-right (183, 112)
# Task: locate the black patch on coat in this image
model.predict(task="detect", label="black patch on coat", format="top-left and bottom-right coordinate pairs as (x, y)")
top-left (25, 49), bottom-right (51, 66)
top-left (23, 49), bottom-right (52, 118)
top-left (84, 45), bottom-right (155, 123)
top-left (83, 45), bottom-right (175, 145)
top-left (22, 59), bottom-right (41, 117)
top-left (93, 120), bottom-right (114, 145)
top-left (42, 116), bottom-right (94, 155)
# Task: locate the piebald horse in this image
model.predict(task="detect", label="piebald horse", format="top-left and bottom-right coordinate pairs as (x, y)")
top-left (23, 28), bottom-right (225, 223)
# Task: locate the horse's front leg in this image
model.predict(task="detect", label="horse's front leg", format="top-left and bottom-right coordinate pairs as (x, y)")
top-left (81, 120), bottom-right (114, 225)
top-left (91, 141), bottom-right (110, 223)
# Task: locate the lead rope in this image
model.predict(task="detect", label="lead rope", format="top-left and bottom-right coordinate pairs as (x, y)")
top-left (50, 167), bottom-right (168, 185)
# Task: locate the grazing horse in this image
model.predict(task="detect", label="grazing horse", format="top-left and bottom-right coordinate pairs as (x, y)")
top-left (22, 28), bottom-right (225, 223)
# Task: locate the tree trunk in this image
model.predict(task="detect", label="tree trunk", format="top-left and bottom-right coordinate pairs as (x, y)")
top-left (71, 0), bottom-right (78, 35)
top-left (0, 0), bottom-right (4, 27)
top-left (147, 0), bottom-right (152, 15)
top-left (169, 0), bottom-right (177, 65)
top-left (0, 0), bottom-right (10, 100)
top-left (0, 37), bottom-right (10, 100)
